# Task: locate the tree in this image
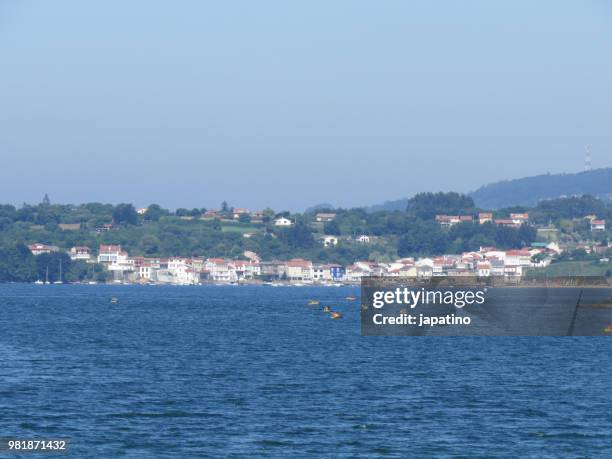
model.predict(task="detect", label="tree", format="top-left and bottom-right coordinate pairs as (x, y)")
top-left (239, 213), bottom-right (251, 223)
top-left (221, 201), bottom-right (229, 213)
top-left (145, 204), bottom-right (167, 222)
top-left (112, 204), bottom-right (138, 225)
top-left (42, 193), bottom-right (51, 206)
top-left (397, 220), bottom-right (448, 256)
top-left (406, 192), bottom-right (475, 219)
top-left (324, 220), bottom-right (341, 236)
top-left (139, 235), bottom-right (161, 255)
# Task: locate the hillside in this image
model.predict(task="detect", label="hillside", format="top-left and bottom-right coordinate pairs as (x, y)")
top-left (469, 168), bottom-right (612, 209)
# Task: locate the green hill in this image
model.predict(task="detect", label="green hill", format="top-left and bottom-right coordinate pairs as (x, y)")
top-left (469, 168), bottom-right (612, 209)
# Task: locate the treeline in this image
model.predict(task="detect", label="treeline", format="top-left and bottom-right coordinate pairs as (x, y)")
top-left (469, 167), bottom-right (612, 208)
top-left (0, 245), bottom-right (109, 283)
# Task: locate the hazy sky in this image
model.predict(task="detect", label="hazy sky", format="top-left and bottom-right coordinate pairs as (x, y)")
top-left (1, 0), bottom-right (611, 211)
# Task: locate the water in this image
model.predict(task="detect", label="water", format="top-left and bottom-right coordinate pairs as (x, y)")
top-left (1, 284), bottom-right (612, 458)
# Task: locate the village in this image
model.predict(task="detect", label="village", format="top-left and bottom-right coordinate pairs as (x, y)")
top-left (21, 205), bottom-right (610, 285)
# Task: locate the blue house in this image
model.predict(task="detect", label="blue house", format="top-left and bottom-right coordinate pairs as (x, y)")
top-left (329, 264), bottom-right (345, 281)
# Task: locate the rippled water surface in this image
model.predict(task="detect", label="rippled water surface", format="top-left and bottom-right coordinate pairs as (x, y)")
top-left (1, 284), bottom-right (612, 458)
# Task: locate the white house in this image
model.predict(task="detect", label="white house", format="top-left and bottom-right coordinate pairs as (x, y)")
top-left (510, 213), bottom-right (529, 225)
top-left (286, 259), bottom-right (313, 281)
top-left (357, 235), bottom-right (370, 243)
top-left (591, 219), bottom-right (606, 231)
top-left (274, 217), bottom-right (292, 227)
top-left (344, 264), bottom-right (372, 282)
top-left (477, 262), bottom-right (491, 277)
top-left (312, 264), bottom-right (333, 282)
top-left (28, 243), bottom-right (59, 256)
top-left (315, 213), bottom-right (336, 222)
top-left (69, 246), bottom-right (91, 261)
top-left (505, 249), bottom-right (532, 267)
top-left (205, 258), bottom-right (237, 282)
top-left (98, 244), bottom-right (125, 264)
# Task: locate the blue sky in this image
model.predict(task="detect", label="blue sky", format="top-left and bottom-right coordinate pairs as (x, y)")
top-left (1, 0), bottom-right (611, 211)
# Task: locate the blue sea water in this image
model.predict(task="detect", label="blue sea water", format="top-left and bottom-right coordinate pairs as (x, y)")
top-left (1, 284), bottom-right (611, 458)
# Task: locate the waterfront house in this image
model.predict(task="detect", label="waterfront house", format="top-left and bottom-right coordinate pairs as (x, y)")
top-left (312, 264), bottom-right (332, 282)
top-left (489, 258), bottom-right (505, 276)
top-left (286, 259), bottom-right (313, 281)
top-left (344, 264), bottom-right (371, 282)
top-left (234, 260), bottom-right (261, 280)
top-left (477, 261), bottom-right (491, 277)
top-left (357, 235), bottom-right (370, 243)
top-left (259, 260), bottom-right (287, 280)
top-left (205, 258), bottom-right (237, 282)
top-left (505, 249), bottom-right (532, 268)
top-left (98, 245), bottom-right (125, 264)
top-left (328, 264), bottom-right (345, 282)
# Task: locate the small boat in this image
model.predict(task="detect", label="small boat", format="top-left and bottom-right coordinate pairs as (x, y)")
top-left (34, 280), bottom-right (44, 285)
top-left (604, 325), bottom-right (612, 333)
top-left (322, 306), bottom-right (331, 312)
top-left (308, 300), bottom-right (320, 305)
top-left (110, 297), bottom-right (119, 304)
top-left (345, 296), bottom-right (357, 301)
top-left (330, 312), bottom-right (343, 319)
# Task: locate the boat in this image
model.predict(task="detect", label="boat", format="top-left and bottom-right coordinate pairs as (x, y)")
top-left (330, 312), bottom-right (343, 319)
top-left (53, 259), bottom-right (63, 284)
top-left (308, 300), bottom-right (320, 305)
top-left (110, 297), bottom-right (119, 304)
top-left (34, 280), bottom-right (44, 285)
top-left (322, 306), bottom-right (331, 312)
top-left (345, 296), bottom-right (357, 301)
top-left (604, 325), bottom-right (612, 333)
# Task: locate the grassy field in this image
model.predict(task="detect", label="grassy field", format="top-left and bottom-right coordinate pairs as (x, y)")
top-left (525, 260), bottom-right (611, 278)
top-left (220, 223), bottom-right (260, 234)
